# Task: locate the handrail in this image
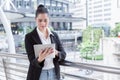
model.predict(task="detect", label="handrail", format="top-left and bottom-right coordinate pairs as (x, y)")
top-left (1, 53), bottom-right (119, 74)
top-left (0, 53), bottom-right (120, 80)
top-left (0, 52), bottom-right (28, 60)
top-left (61, 60), bottom-right (120, 74)
top-left (61, 72), bottom-right (99, 80)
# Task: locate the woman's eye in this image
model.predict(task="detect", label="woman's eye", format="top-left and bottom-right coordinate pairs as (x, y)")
top-left (44, 19), bottom-right (47, 22)
top-left (39, 19), bottom-right (42, 22)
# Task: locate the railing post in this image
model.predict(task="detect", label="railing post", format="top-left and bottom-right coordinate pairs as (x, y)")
top-left (2, 58), bottom-right (7, 80)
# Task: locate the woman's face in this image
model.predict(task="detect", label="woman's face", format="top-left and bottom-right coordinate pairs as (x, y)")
top-left (35, 13), bottom-right (49, 30)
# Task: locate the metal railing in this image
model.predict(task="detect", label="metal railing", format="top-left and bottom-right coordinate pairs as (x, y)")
top-left (0, 53), bottom-right (120, 80)
top-left (55, 30), bottom-right (82, 40)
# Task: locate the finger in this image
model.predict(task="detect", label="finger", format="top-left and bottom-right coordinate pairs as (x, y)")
top-left (39, 49), bottom-right (43, 55)
top-left (49, 48), bottom-right (54, 54)
top-left (48, 47), bottom-right (54, 52)
top-left (43, 47), bottom-right (50, 55)
top-left (44, 47), bottom-right (54, 56)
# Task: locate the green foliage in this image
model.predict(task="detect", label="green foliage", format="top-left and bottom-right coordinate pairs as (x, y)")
top-left (18, 27), bottom-right (23, 32)
top-left (79, 26), bottom-right (103, 60)
top-left (82, 26), bottom-right (92, 43)
top-left (79, 41), bottom-right (99, 54)
top-left (93, 28), bottom-right (103, 42)
top-left (82, 26), bottom-right (103, 43)
top-left (49, 26), bottom-right (54, 31)
top-left (82, 54), bottom-right (103, 60)
top-left (110, 23), bottom-right (120, 37)
top-left (26, 26), bottom-right (33, 33)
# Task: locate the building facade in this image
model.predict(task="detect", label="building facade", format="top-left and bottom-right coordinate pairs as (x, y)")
top-left (71, 0), bottom-right (120, 29)
top-left (70, 0), bottom-right (86, 29)
top-left (0, 0), bottom-right (76, 33)
top-left (12, 0), bottom-right (73, 31)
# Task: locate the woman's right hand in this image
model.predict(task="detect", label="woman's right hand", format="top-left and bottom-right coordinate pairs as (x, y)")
top-left (37, 47), bottom-right (53, 62)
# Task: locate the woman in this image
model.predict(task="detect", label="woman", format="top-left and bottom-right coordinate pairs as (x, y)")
top-left (25, 4), bottom-right (66, 80)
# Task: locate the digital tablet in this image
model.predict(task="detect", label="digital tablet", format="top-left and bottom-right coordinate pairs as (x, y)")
top-left (33, 44), bottom-right (55, 58)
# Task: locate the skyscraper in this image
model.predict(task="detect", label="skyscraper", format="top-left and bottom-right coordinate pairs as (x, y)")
top-left (70, 0), bottom-right (120, 29)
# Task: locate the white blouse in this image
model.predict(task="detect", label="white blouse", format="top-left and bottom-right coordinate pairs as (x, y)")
top-left (36, 27), bottom-right (54, 70)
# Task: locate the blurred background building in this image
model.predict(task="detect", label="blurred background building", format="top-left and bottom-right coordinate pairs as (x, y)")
top-left (0, 0), bottom-right (120, 80)
top-left (0, 0), bottom-right (85, 52)
top-left (70, 0), bottom-right (120, 36)
top-left (0, 0), bottom-right (85, 32)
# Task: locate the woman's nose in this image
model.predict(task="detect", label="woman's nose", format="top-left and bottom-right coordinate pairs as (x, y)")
top-left (41, 21), bottom-right (45, 25)
top-left (41, 21), bottom-right (46, 26)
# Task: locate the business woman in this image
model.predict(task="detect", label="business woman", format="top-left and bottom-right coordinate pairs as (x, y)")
top-left (25, 4), bottom-right (66, 80)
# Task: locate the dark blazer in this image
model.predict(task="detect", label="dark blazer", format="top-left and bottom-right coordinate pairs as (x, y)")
top-left (25, 28), bottom-right (66, 80)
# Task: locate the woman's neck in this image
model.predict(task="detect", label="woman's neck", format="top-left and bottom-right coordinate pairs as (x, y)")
top-left (39, 28), bottom-right (46, 33)
top-left (38, 27), bottom-right (48, 38)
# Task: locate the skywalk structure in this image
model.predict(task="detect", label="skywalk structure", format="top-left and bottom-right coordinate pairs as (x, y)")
top-left (0, 0), bottom-right (85, 53)
top-left (0, 0), bottom-right (85, 32)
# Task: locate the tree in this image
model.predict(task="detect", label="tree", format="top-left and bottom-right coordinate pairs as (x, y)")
top-left (78, 26), bottom-right (103, 60)
top-left (110, 23), bottom-right (120, 37)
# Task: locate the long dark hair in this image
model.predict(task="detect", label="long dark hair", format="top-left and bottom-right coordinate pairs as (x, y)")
top-left (35, 4), bottom-right (48, 18)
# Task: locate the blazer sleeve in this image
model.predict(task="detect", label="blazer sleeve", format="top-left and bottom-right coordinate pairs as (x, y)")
top-left (53, 32), bottom-right (66, 62)
top-left (25, 34), bottom-right (44, 68)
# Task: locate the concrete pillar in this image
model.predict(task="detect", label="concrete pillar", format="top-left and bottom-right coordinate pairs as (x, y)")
top-left (67, 4), bottom-right (69, 12)
top-left (29, 0), bottom-right (32, 8)
top-left (22, 0), bottom-right (24, 7)
top-left (60, 22), bottom-right (63, 30)
top-left (44, 0), bottom-right (46, 6)
top-left (55, 1), bottom-right (58, 12)
top-left (65, 22), bottom-right (68, 30)
top-left (61, 3), bottom-right (64, 12)
top-left (70, 22), bottom-right (72, 30)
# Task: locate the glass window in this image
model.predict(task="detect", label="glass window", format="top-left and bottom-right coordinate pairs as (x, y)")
top-left (63, 4), bottom-right (67, 12)
top-left (57, 2), bottom-right (62, 12)
top-left (94, 19), bottom-right (102, 21)
top-left (104, 13), bottom-right (111, 16)
top-left (104, 18), bottom-right (111, 20)
top-left (94, 1), bottom-right (102, 4)
top-left (94, 9), bottom-right (102, 13)
top-left (94, 5), bottom-right (102, 8)
top-left (104, 3), bottom-right (111, 7)
top-left (104, 8), bottom-right (111, 11)
top-left (51, 1), bottom-right (56, 12)
top-left (94, 14), bottom-right (102, 17)
top-left (17, 1), bottom-right (22, 8)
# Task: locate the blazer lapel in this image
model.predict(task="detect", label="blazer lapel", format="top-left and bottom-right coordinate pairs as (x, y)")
top-left (50, 34), bottom-right (55, 44)
top-left (50, 34), bottom-right (58, 49)
top-left (31, 28), bottom-right (42, 44)
top-left (31, 28), bottom-right (57, 47)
